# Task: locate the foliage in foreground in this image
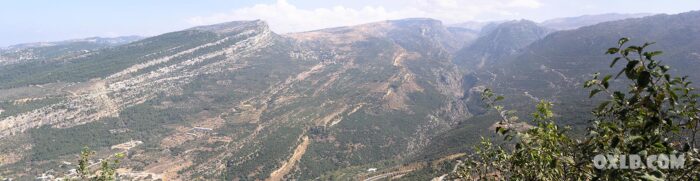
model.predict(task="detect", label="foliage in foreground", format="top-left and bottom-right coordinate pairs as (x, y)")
top-left (75, 147), bottom-right (124, 181)
top-left (456, 38), bottom-right (700, 180)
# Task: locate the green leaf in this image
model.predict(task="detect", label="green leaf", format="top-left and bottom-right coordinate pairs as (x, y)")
top-left (495, 96), bottom-right (504, 101)
top-left (625, 60), bottom-right (640, 79)
top-left (669, 90), bottom-right (678, 106)
top-left (644, 51), bottom-right (663, 59)
top-left (549, 159), bottom-right (557, 168)
top-left (625, 46), bottom-right (641, 53)
top-left (496, 126), bottom-right (505, 134)
top-left (641, 42), bottom-right (655, 48)
top-left (641, 174), bottom-right (664, 181)
top-left (610, 137), bottom-right (620, 147)
top-left (613, 91), bottom-right (625, 102)
top-left (680, 142), bottom-right (691, 152)
top-left (595, 101), bottom-right (611, 112)
top-left (624, 135), bottom-right (643, 143)
top-left (589, 89), bottom-right (602, 98)
top-left (602, 75), bottom-right (612, 88)
top-left (606, 48), bottom-right (620, 54)
top-left (638, 71), bottom-right (651, 88)
top-left (615, 68), bottom-right (626, 79)
top-left (653, 142), bottom-right (666, 149)
top-left (505, 135), bottom-right (514, 141)
top-left (602, 75), bottom-right (613, 82)
top-left (610, 57), bottom-right (621, 67)
top-left (618, 37), bottom-right (629, 46)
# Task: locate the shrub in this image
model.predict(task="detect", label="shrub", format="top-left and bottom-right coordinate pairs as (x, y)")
top-left (456, 38), bottom-right (700, 180)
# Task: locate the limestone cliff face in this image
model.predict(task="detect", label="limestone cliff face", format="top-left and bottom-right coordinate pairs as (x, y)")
top-left (0, 21), bottom-right (278, 138)
top-left (0, 19), bottom-right (477, 180)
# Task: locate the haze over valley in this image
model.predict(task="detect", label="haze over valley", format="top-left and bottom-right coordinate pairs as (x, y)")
top-left (1, 1), bottom-right (700, 180)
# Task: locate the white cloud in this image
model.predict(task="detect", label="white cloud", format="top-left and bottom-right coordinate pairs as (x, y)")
top-left (186, 0), bottom-right (543, 33)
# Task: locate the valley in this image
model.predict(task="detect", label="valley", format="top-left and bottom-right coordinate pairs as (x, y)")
top-left (1, 10), bottom-right (699, 180)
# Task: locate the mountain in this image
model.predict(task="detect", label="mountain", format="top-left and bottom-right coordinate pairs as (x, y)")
top-left (1, 10), bottom-right (699, 180)
top-left (453, 20), bottom-right (552, 70)
top-left (448, 20), bottom-right (507, 32)
top-left (0, 36), bottom-right (143, 65)
top-left (1, 36), bottom-right (143, 50)
top-left (0, 19), bottom-right (477, 180)
top-left (446, 27), bottom-right (480, 47)
top-left (497, 11), bottom-right (700, 101)
top-left (419, 11), bottom-right (700, 169)
top-left (540, 13), bottom-right (652, 30)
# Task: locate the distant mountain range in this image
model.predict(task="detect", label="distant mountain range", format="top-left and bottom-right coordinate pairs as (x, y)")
top-left (0, 36), bottom-right (144, 65)
top-left (0, 11), bottom-right (697, 180)
top-left (540, 13), bottom-right (652, 30)
top-left (425, 11), bottom-right (700, 166)
top-left (448, 13), bottom-right (652, 32)
top-left (1, 36), bottom-right (144, 50)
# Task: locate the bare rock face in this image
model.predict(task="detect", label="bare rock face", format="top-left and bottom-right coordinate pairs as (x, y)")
top-left (189, 20), bottom-right (271, 36)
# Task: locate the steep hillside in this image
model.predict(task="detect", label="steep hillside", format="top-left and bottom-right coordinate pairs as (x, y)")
top-left (448, 20), bottom-right (507, 33)
top-left (453, 20), bottom-right (551, 70)
top-left (421, 11), bottom-right (700, 167)
top-left (0, 20), bottom-right (299, 179)
top-left (2, 10), bottom-right (699, 180)
top-left (496, 11), bottom-right (700, 102)
top-left (0, 19), bottom-right (476, 180)
top-left (282, 18), bottom-right (474, 180)
top-left (446, 27), bottom-right (480, 47)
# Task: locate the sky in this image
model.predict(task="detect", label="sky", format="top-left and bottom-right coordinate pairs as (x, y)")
top-left (1, 0), bottom-right (699, 46)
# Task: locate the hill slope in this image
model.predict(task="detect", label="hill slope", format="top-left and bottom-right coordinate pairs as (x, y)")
top-left (1, 11), bottom-right (700, 180)
top-left (422, 11), bottom-right (700, 166)
top-left (454, 20), bottom-right (551, 70)
top-left (0, 19), bottom-right (477, 180)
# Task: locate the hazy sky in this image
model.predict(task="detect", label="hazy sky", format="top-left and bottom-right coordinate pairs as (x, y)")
top-left (1, 0), bottom-right (699, 46)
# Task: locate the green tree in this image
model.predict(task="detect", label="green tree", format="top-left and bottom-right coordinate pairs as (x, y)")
top-left (456, 38), bottom-right (700, 180)
top-left (78, 147), bottom-right (93, 179)
top-left (76, 147), bottom-right (124, 181)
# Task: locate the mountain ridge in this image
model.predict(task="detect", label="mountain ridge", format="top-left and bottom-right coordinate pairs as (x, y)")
top-left (541, 12), bottom-right (653, 30)
top-left (1, 11), bottom-right (699, 180)
top-left (453, 19), bottom-right (551, 70)
top-left (0, 36), bottom-right (144, 65)
top-left (1, 35), bottom-right (144, 50)
top-left (0, 16), bottom-right (473, 180)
